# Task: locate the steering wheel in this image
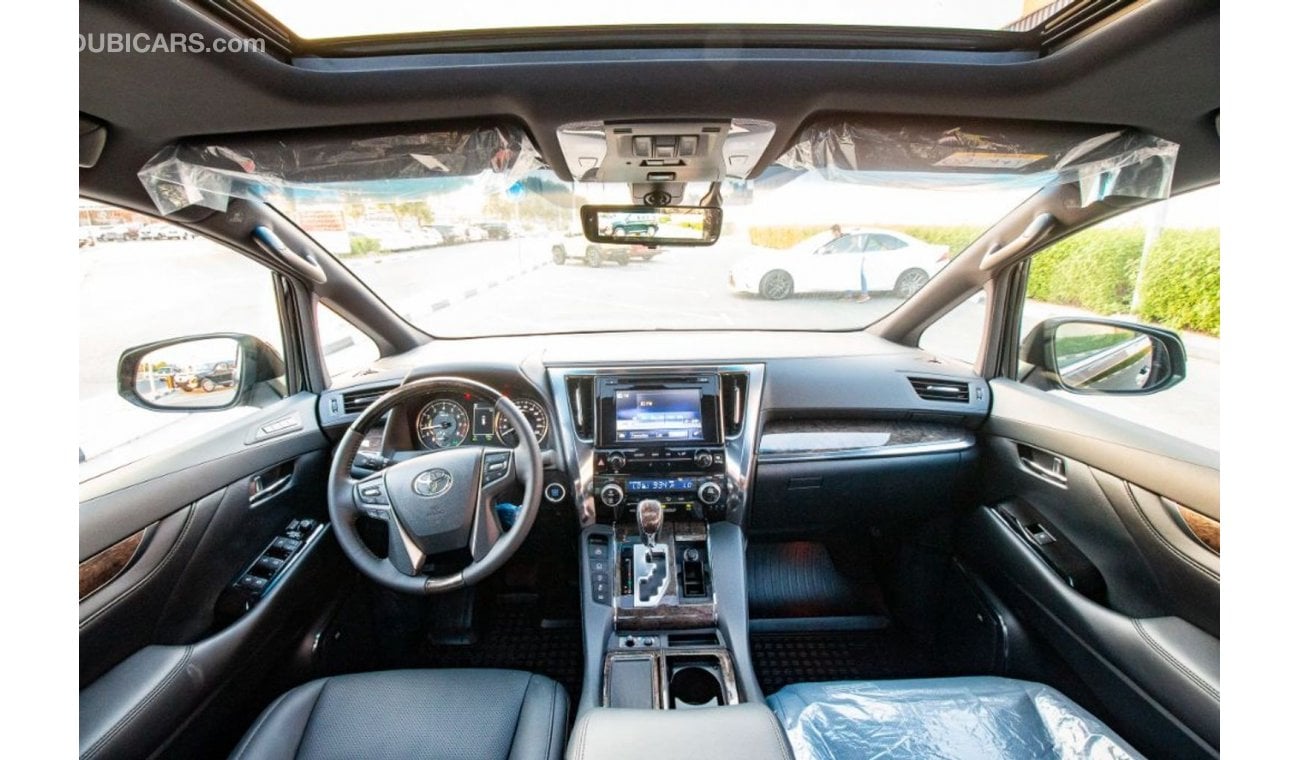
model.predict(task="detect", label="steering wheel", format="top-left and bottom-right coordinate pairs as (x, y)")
top-left (327, 377), bottom-right (543, 594)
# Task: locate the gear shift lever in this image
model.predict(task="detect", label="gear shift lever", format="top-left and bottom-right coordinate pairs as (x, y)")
top-left (636, 499), bottom-right (664, 548)
top-left (633, 499), bottom-right (668, 606)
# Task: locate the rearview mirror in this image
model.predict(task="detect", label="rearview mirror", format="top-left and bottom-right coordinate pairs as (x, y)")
top-left (1019, 318), bottom-right (1186, 395)
top-left (117, 333), bottom-right (285, 411)
top-left (580, 205), bottom-right (721, 246)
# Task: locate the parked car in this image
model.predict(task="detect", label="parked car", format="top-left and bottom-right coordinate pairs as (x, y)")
top-left (94, 223), bottom-right (137, 242)
top-left (176, 361), bottom-right (236, 392)
top-left (479, 221), bottom-right (523, 240)
top-left (609, 219), bottom-right (658, 238)
top-left (427, 224), bottom-right (464, 245)
top-left (728, 228), bottom-right (948, 300)
top-left (137, 222), bottom-right (190, 240)
top-left (550, 232), bottom-right (663, 267)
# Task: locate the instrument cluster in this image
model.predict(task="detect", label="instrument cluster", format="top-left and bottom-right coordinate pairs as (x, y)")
top-left (412, 392), bottom-right (550, 450)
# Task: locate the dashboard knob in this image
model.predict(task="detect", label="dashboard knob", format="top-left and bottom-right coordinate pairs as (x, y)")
top-left (598, 482), bottom-right (625, 508)
top-left (697, 481), bottom-right (723, 506)
top-left (693, 450), bottom-right (714, 468)
top-left (607, 451), bottom-right (627, 471)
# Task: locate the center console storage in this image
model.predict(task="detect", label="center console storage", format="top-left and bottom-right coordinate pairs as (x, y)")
top-left (567, 703), bottom-right (794, 760)
top-left (603, 633), bottom-right (740, 709)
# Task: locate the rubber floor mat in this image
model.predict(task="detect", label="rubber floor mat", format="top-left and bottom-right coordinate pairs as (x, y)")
top-left (747, 541), bottom-right (882, 619)
top-left (418, 593), bottom-right (583, 706)
top-left (750, 630), bottom-right (937, 696)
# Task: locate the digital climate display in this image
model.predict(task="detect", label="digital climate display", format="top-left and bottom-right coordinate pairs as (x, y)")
top-left (628, 478), bottom-right (696, 492)
top-left (614, 389), bottom-right (704, 442)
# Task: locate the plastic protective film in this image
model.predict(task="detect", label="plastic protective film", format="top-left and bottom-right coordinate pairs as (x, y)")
top-left (766, 677), bottom-right (1145, 760)
top-left (138, 125), bottom-right (543, 215)
top-left (771, 119), bottom-right (1178, 206)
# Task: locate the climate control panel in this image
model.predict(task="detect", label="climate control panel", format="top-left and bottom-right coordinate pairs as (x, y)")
top-left (594, 468), bottom-right (727, 521)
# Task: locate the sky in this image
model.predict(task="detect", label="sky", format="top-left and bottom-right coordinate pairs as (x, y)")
top-left (253, 0), bottom-right (1031, 39)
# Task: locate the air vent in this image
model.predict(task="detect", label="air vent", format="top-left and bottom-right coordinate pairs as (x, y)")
top-left (908, 377), bottom-right (970, 403)
top-left (720, 372), bottom-right (749, 437)
top-left (567, 376), bottom-right (595, 440)
top-left (341, 386), bottom-right (394, 415)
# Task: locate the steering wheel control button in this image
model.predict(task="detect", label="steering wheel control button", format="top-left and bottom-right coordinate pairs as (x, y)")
top-left (481, 452), bottom-right (512, 486)
top-left (357, 477), bottom-right (390, 506)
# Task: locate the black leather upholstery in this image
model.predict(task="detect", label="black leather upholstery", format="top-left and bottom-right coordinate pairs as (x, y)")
top-left (230, 669), bottom-right (568, 760)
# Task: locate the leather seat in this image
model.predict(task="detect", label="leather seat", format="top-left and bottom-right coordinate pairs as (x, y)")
top-left (767, 676), bottom-right (1144, 760)
top-left (230, 669), bottom-right (568, 760)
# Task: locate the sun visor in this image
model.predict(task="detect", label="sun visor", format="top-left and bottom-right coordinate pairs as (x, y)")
top-left (772, 118), bottom-right (1178, 205)
top-left (138, 124), bottom-right (544, 215)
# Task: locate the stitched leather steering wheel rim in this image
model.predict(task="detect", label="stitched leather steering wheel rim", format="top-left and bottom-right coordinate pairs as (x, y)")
top-left (326, 376), bottom-right (544, 594)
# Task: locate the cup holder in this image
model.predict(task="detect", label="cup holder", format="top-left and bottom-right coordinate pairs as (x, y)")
top-left (669, 665), bottom-right (724, 708)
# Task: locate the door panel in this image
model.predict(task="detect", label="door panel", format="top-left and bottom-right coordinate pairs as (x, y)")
top-left (971, 379), bottom-right (1220, 758)
top-left (78, 392), bottom-right (340, 758)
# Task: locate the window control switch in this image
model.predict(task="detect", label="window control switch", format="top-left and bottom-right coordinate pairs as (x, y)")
top-left (255, 556), bottom-right (286, 574)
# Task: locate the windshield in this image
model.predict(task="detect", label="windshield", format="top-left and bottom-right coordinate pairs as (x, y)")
top-left (267, 172), bottom-right (1031, 337)
top-left (138, 123), bottom-right (1176, 339)
top-left (275, 174), bottom-right (1027, 336)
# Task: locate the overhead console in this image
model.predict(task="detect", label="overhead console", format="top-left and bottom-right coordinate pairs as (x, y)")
top-left (555, 119), bottom-right (776, 201)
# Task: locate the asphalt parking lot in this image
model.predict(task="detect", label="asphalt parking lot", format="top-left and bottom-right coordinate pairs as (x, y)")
top-left (80, 235), bottom-right (1218, 477)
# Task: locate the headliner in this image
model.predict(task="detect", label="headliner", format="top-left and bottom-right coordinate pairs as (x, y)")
top-left (77, 0), bottom-right (1218, 215)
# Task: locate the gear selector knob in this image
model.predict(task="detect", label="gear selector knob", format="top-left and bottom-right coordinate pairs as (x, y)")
top-left (636, 499), bottom-right (664, 548)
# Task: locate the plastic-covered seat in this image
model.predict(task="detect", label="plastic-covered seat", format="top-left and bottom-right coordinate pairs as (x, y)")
top-left (766, 676), bottom-right (1144, 760)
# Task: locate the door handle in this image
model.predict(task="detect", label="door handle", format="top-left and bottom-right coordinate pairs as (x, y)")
top-left (1017, 443), bottom-right (1066, 485)
top-left (249, 460), bottom-right (295, 506)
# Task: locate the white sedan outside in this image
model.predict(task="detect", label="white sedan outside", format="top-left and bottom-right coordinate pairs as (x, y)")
top-left (728, 228), bottom-right (949, 300)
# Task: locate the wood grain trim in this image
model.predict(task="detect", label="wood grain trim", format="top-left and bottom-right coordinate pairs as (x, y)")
top-left (79, 529), bottom-right (146, 600)
top-left (1176, 504), bottom-right (1220, 554)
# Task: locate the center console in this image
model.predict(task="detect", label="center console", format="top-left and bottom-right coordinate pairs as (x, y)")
top-left (549, 365), bottom-right (766, 714)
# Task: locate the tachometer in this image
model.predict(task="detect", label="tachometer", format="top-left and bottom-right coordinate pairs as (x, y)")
top-left (494, 398), bottom-right (549, 445)
top-left (416, 400), bottom-right (470, 449)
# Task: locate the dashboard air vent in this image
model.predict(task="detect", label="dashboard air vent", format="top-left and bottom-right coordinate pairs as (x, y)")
top-left (908, 377), bottom-right (970, 403)
top-left (567, 376), bottom-right (595, 440)
top-left (720, 372), bottom-right (749, 437)
top-left (341, 386), bottom-right (394, 415)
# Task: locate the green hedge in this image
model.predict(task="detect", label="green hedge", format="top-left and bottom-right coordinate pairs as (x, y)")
top-left (893, 226), bottom-right (985, 259)
top-left (748, 225), bottom-right (983, 256)
top-left (347, 235), bottom-right (381, 256)
top-left (748, 223), bottom-right (1220, 336)
top-left (1026, 228), bottom-right (1145, 315)
top-left (1136, 229), bottom-right (1220, 335)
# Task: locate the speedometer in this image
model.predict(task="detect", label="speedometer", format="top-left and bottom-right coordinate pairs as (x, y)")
top-left (416, 400), bottom-right (470, 449)
top-left (494, 398), bottom-right (549, 445)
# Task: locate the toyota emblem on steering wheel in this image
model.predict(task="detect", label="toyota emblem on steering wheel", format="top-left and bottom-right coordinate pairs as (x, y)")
top-left (412, 468), bottom-right (454, 498)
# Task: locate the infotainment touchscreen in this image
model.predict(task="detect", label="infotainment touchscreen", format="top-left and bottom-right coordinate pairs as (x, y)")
top-left (614, 389), bottom-right (704, 442)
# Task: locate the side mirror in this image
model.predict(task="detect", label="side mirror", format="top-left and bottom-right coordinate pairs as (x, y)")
top-left (117, 333), bottom-right (285, 412)
top-left (1019, 318), bottom-right (1186, 395)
